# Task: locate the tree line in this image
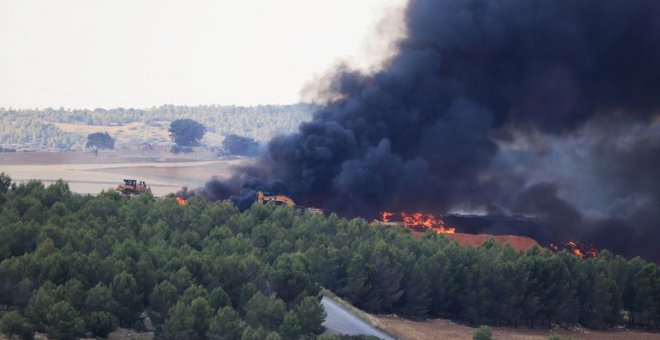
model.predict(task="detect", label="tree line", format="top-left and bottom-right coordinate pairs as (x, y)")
top-left (0, 176), bottom-right (658, 339)
top-left (87, 119), bottom-right (261, 156)
top-left (0, 116), bottom-right (85, 151)
top-left (0, 104), bottom-right (313, 151)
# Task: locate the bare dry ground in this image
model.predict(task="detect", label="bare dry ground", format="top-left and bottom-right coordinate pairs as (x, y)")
top-left (0, 150), bottom-right (134, 165)
top-left (448, 233), bottom-right (539, 252)
top-left (0, 151), bottom-right (249, 196)
top-left (377, 315), bottom-right (660, 340)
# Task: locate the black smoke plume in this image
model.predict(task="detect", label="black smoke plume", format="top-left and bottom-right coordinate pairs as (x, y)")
top-left (194, 0), bottom-right (660, 261)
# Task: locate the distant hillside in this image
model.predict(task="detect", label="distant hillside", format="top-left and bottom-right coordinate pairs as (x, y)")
top-left (0, 104), bottom-right (314, 151)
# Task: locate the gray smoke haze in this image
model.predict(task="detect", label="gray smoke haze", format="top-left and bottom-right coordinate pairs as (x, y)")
top-left (195, 0), bottom-right (660, 261)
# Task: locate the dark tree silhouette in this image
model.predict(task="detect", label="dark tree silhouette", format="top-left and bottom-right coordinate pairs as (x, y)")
top-left (86, 132), bottom-right (115, 150)
top-left (222, 134), bottom-right (260, 156)
top-left (0, 146), bottom-right (16, 153)
top-left (169, 119), bottom-right (206, 147)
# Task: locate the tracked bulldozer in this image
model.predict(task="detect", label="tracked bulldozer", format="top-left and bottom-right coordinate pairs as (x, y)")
top-left (257, 191), bottom-right (296, 206)
top-left (256, 191), bottom-right (323, 215)
top-left (116, 179), bottom-right (149, 196)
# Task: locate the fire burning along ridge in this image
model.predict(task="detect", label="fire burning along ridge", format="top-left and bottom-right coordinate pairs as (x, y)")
top-left (549, 241), bottom-right (599, 259)
top-left (380, 211), bottom-right (456, 234)
top-left (378, 211), bottom-right (598, 258)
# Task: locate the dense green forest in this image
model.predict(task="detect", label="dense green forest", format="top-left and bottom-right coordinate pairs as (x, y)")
top-left (0, 176), bottom-right (659, 339)
top-left (0, 117), bottom-right (84, 151)
top-left (0, 104), bottom-right (313, 151)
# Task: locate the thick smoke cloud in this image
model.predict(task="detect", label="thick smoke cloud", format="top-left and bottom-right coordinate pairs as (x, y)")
top-left (511, 119), bottom-right (660, 261)
top-left (198, 0), bottom-right (660, 261)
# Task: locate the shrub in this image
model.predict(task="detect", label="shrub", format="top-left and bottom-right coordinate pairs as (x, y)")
top-left (473, 325), bottom-right (492, 340)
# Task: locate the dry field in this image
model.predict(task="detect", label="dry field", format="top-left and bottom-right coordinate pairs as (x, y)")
top-left (52, 121), bottom-right (224, 146)
top-left (376, 315), bottom-right (660, 340)
top-left (0, 151), bottom-right (249, 196)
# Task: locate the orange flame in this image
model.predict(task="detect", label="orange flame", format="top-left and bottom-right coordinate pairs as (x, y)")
top-left (549, 240), bottom-right (598, 259)
top-left (176, 196), bottom-right (188, 206)
top-left (381, 211), bottom-right (394, 222)
top-left (380, 211), bottom-right (456, 234)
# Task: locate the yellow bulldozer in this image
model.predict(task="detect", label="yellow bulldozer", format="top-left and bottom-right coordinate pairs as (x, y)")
top-left (257, 191), bottom-right (296, 206)
top-left (116, 179), bottom-right (149, 196)
top-left (256, 191), bottom-right (323, 215)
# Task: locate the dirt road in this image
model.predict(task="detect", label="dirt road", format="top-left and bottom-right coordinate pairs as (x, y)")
top-left (322, 296), bottom-right (395, 340)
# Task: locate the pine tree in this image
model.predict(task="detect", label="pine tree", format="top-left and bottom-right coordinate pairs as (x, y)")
top-left (84, 283), bottom-right (117, 314)
top-left (400, 262), bottom-right (431, 318)
top-left (208, 306), bottom-right (244, 340)
top-left (160, 300), bottom-right (193, 339)
top-left (279, 311), bottom-right (302, 339)
top-left (243, 292), bottom-right (286, 330)
top-left (111, 271), bottom-right (143, 326)
top-left (87, 311), bottom-right (118, 338)
top-left (25, 283), bottom-right (56, 330)
top-left (272, 253), bottom-right (319, 304)
top-left (241, 326), bottom-right (268, 340)
top-left (295, 296), bottom-right (326, 336)
top-left (149, 280), bottom-right (178, 317)
top-left (189, 297), bottom-right (213, 339)
top-left (45, 301), bottom-right (85, 340)
top-left (341, 254), bottom-right (374, 307)
top-left (209, 286), bottom-right (231, 311)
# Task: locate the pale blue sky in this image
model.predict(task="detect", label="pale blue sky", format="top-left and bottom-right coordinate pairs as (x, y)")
top-left (0, 0), bottom-right (405, 109)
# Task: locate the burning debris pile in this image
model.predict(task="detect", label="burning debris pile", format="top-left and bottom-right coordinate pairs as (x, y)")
top-left (176, 196), bottom-right (188, 206)
top-left (161, 194), bottom-right (188, 206)
top-left (194, 0), bottom-right (660, 262)
top-left (549, 241), bottom-right (599, 259)
top-left (379, 211), bottom-right (456, 234)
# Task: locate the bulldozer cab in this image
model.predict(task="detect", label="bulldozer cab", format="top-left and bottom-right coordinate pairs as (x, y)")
top-left (124, 179), bottom-right (137, 187)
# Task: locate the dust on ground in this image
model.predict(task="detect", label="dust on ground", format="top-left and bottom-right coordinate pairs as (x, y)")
top-left (377, 315), bottom-right (660, 340)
